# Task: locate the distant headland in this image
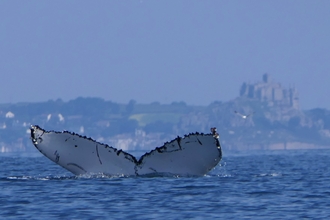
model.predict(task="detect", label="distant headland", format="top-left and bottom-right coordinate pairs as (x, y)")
top-left (1, 74), bottom-right (330, 153)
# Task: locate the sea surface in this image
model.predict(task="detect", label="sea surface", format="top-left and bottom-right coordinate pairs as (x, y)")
top-left (1, 149), bottom-right (330, 219)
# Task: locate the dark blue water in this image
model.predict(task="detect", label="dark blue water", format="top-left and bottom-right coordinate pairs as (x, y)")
top-left (1, 149), bottom-right (330, 219)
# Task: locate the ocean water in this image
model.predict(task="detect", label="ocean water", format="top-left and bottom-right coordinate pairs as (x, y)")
top-left (1, 149), bottom-right (330, 219)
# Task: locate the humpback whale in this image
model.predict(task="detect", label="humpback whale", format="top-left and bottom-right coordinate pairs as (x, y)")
top-left (30, 125), bottom-right (222, 177)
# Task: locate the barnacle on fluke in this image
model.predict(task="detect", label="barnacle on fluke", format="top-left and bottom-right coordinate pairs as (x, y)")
top-left (30, 125), bottom-right (222, 177)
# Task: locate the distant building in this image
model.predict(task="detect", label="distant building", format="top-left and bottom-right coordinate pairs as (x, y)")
top-left (240, 73), bottom-right (299, 109)
top-left (5, 111), bottom-right (15, 118)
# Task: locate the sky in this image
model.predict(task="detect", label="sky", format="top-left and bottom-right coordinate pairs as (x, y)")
top-left (0, 1), bottom-right (329, 110)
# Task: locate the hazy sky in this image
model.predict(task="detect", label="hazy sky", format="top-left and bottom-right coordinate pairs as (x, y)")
top-left (1, 1), bottom-right (329, 110)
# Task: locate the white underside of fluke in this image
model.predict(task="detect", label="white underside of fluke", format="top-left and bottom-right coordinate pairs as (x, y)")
top-left (30, 125), bottom-right (222, 177)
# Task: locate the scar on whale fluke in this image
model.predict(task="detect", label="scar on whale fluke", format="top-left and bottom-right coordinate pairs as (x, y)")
top-left (30, 125), bottom-right (222, 177)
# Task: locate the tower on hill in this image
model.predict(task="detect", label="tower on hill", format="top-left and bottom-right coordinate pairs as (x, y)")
top-left (240, 74), bottom-right (299, 109)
